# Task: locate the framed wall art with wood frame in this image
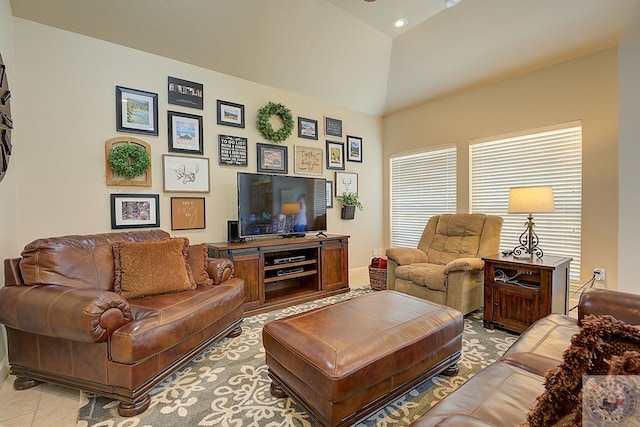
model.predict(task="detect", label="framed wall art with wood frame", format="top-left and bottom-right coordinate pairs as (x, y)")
top-left (115, 86), bottom-right (158, 135)
top-left (110, 193), bottom-right (160, 229)
top-left (170, 197), bottom-right (206, 230)
top-left (162, 154), bottom-right (210, 193)
top-left (294, 145), bottom-right (323, 175)
top-left (105, 137), bottom-right (152, 186)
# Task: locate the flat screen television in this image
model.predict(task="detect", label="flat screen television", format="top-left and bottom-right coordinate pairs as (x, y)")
top-left (237, 172), bottom-right (327, 238)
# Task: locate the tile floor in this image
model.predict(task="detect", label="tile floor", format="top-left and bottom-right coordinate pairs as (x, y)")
top-left (0, 268), bottom-right (372, 426)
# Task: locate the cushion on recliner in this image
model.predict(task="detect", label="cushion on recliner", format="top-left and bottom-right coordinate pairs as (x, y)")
top-left (426, 214), bottom-right (487, 265)
top-left (395, 263), bottom-right (446, 291)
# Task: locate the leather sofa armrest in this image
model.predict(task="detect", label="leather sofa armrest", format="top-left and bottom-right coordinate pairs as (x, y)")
top-left (444, 257), bottom-right (483, 274)
top-left (207, 258), bottom-right (235, 285)
top-left (0, 284), bottom-right (131, 343)
top-left (579, 288), bottom-right (640, 325)
top-left (385, 247), bottom-right (428, 265)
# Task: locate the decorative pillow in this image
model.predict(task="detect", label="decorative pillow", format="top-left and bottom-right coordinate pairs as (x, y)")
top-left (187, 243), bottom-right (214, 286)
top-left (113, 238), bottom-right (196, 299)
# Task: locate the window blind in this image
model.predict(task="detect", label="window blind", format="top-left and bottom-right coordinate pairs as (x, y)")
top-left (390, 145), bottom-right (457, 248)
top-left (469, 122), bottom-right (582, 281)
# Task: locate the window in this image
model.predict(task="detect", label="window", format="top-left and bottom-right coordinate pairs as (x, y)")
top-left (390, 145), bottom-right (457, 248)
top-left (470, 122), bottom-right (582, 281)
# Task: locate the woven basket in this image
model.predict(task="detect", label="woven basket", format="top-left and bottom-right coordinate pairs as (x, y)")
top-left (368, 266), bottom-right (387, 291)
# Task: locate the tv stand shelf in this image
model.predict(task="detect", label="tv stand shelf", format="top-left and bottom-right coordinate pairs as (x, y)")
top-left (209, 235), bottom-right (350, 314)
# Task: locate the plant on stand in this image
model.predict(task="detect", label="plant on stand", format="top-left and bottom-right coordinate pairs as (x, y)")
top-left (337, 192), bottom-right (363, 220)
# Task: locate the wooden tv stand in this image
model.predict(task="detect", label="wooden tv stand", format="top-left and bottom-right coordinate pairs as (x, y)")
top-left (208, 234), bottom-right (350, 314)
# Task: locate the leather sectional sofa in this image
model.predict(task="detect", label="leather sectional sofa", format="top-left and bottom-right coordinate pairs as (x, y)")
top-left (410, 288), bottom-right (640, 426)
top-left (0, 230), bottom-right (245, 416)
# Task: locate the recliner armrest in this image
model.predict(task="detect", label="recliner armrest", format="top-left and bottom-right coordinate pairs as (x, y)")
top-left (207, 258), bottom-right (235, 285)
top-left (0, 284), bottom-right (131, 343)
top-left (444, 257), bottom-right (483, 274)
top-left (579, 288), bottom-right (640, 325)
top-left (385, 247), bottom-right (428, 265)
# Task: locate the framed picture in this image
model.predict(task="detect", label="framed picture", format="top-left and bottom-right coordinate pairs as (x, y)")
top-left (163, 154), bottom-right (210, 192)
top-left (335, 172), bottom-right (358, 196)
top-left (325, 116), bottom-right (342, 137)
top-left (326, 180), bottom-right (334, 208)
top-left (257, 143), bottom-right (288, 174)
top-left (168, 76), bottom-right (203, 109)
top-left (326, 140), bottom-right (345, 170)
top-left (171, 197), bottom-right (206, 230)
top-left (219, 134), bottom-right (248, 166)
top-left (346, 135), bottom-right (362, 162)
top-left (168, 111), bottom-right (203, 155)
top-left (115, 86), bottom-right (158, 135)
top-left (217, 99), bottom-right (245, 128)
top-left (110, 193), bottom-right (160, 229)
top-left (294, 145), bottom-right (323, 175)
top-left (298, 117), bottom-right (318, 140)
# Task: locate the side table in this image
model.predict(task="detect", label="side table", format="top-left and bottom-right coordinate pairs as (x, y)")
top-left (483, 254), bottom-right (572, 334)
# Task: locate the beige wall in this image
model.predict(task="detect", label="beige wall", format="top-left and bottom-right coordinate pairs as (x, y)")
top-left (10, 18), bottom-right (383, 271)
top-left (383, 48), bottom-right (619, 288)
top-left (0, 0), bottom-right (14, 380)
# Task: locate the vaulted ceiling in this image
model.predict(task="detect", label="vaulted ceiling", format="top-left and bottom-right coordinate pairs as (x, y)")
top-left (9, 0), bottom-right (640, 116)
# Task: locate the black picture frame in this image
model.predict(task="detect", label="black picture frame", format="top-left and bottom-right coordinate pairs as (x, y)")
top-left (346, 135), bottom-right (362, 163)
top-left (217, 99), bottom-right (245, 128)
top-left (110, 193), bottom-right (160, 229)
top-left (257, 143), bottom-right (288, 174)
top-left (298, 117), bottom-right (318, 140)
top-left (168, 110), bottom-right (204, 155)
top-left (325, 116), bottom-right (342, 137)
top-left (115, 86), bottom-right (159, 135)
top-left (326, 140), bottom-right (345, 170)
top-left (168, 76), bottom-right (203, 109)
top-left (219, 134), bottom-right (248, 166)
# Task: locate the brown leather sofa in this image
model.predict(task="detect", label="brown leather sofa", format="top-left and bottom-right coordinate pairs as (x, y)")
top-left (0, 230), bottom-right (245, 417)
top-left (410, 288), bottom-right (640, 426)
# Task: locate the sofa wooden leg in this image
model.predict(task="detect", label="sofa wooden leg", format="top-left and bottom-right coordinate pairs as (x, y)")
top-left (118, 394), bottom-right (150, 417)
top-left (13, 376), bottom-right (43, 390)
top-left (227, 325), bottom-right (242, 338)
top-left (270, 380), bottom-right (287, 398)
top-left (442, 363), bottom-right (459, 377)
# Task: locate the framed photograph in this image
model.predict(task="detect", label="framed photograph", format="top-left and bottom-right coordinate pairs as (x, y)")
top-left (115, 86), bottom-right (158, 135)
top-left (326, 140), bottom-right (345, 170)
top-left (335, 172), bottom-right (358, 196)
top-left (294, 145), bottom-right (323, 175)
top-left (171, 197), bottom-right (206, 230)
top-left (298, 117), bottom-right (318, 140)
top-left (326, 180), bottom-right (334, 208)
top-left (257, 143), bottom-right (288, 174)
top-left (325, 116), bottom-right (342, 137)
top-left (168, 111), bottom-right (203, 155)
top-left (219, 134), bottom-right (248, 166)
top-left (163, 154), bottom-right (210, 193)
top-left (110, 193), bottom-right (160, 229)
top-left (346, 135), bottom-right (362, 162)
top-left (168, 76), bottom-right (203, 109)
top-left (217, 99), bottom-right (245, 128)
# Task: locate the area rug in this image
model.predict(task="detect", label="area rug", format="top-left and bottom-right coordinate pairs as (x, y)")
top-left (77, 287), bottom-right (518, 426)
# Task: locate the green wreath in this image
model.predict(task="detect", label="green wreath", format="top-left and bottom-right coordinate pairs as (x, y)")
top-left (108, 144), bottom-right (151, 179)
top-left (256, 101), bottom-right (294, 143)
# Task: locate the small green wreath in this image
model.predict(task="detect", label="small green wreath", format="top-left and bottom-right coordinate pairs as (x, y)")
top-left (108, 144), bottom-right (151, 179)
top-left (256, 101), bottom-right (294, 143)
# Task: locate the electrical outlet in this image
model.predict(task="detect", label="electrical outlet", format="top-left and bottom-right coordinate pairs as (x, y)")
top-left (594, 268), bottom-right (606, 281)
top-left (372, 248), bottom-right (379, 256)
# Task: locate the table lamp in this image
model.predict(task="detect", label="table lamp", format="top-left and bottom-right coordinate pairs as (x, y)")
top-left (508, 186), bottom-right (555, 258)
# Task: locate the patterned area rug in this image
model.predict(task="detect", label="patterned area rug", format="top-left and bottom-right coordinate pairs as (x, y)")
top-left (77, 287), bottom-right (518, 426)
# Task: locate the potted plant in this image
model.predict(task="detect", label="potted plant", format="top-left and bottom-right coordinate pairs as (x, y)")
top-left (337, 192), bottom-right (363, 220)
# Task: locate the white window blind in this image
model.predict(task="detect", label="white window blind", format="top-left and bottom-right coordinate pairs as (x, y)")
top-left (470, 122), bottom-right (582, 281)
top-left (390, 146), bottom-right (457, 248)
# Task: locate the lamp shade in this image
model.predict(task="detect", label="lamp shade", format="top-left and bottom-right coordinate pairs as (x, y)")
top-left (508, 186), bottom-right (555, 214)
top-left (282, 202), bottom-right (300, 215)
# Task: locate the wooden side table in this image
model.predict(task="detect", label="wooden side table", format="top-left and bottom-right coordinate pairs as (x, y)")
top-left (483, 254), bottom-right (572, 333)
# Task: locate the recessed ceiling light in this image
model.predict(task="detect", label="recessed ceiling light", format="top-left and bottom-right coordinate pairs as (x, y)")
top-left (392, 18), bottom-right (408, 28)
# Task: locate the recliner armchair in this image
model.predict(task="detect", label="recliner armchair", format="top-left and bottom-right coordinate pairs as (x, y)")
top-left (385, 213), bottom-right (503, 315)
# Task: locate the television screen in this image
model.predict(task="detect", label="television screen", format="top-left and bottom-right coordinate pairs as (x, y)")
top-left (237, 172), bottom-right (327, 238)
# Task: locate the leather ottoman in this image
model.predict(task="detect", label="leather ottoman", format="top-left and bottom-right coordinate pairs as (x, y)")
top-left (262, 290), bottom-right (463, 427)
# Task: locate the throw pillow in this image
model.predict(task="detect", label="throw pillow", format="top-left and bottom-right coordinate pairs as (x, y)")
top-left (187, 243), bottom-right (214, 286)
top-left (113, 238), bottom-right (196, 299)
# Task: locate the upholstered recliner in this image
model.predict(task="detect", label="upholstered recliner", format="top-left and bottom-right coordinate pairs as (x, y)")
top-left (385, 213), bottom-right (503, 314)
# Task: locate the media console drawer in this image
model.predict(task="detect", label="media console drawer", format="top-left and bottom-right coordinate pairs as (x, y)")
top-left (209, 235), bottom-right (350, 315)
